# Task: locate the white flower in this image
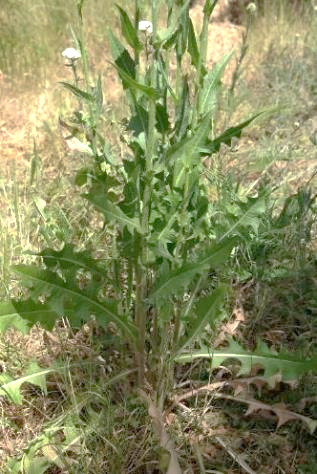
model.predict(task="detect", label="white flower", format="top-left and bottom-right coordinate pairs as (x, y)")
top-left (138, 20), bottom-right (153, 34)
top-left (246, 2), bottom-right (257, 13)
top-left (62, 48), bottom-right (81, 61)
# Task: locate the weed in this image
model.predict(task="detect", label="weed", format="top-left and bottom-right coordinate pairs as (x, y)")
top-left (0, 0), bottom-right (317, 472)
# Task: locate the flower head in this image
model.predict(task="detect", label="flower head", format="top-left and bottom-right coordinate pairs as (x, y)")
top-left (138, 20), bottom-right (153, 34)
top-left (246, 2), bottom-right (257, 13)
top-left (62, 48), bottom-right (81, 61)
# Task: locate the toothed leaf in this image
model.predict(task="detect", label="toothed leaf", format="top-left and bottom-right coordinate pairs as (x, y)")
top-left (83, 191), bottom-right (142, 233)
top-left (0, 299), bottom-right (59, 331)
top-left (205, 113), bottom-right (262, 154)
top-left (12, 265), bottom-right (137, 341)
top-left (149, 239), bottom-right (234, 301)
top-left (0, 362), bottom-right (54, 405)
top-left (175, 339), bottom-right (317, 382)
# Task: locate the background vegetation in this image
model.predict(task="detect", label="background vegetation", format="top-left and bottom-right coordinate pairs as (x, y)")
top-left (0, 0), bottom-right (316, 472)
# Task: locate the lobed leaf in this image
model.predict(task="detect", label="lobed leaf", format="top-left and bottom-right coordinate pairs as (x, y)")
top-left (39, 243), bottom-right (106, 277)
top-left (84, 191), bottom-right (142, 233)
top-left (175, 339), bottom-right (317, 382)
top-left (108, 30), bottom-right (136, 81)
top-left (169, 114), bottom-right (212, 187)
top-left (219, 193), bottom-right (268, 241)
top-left (243, 398), bottom-right (317, 433)
top-left (13, 266), bottom-right (137, 341)
top-left (0, 299), bottom-right (59, 331)
top-left (149, 239), bottom-right (234, 301)
top-left (0, 301), bottom-right (30, 333)
top-left (174, 76), bottom-right (190, 139)
top-left (128, 103), bottom-right (148, 136)
top-left (205, 113), bottom-right (262, 155)
top-left (0, 362), bottom-right (54, 405)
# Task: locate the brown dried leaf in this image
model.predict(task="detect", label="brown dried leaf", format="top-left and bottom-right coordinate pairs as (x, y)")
top-left (229, 373), bottom-right (283, 395)
top-left (243, 398), bottom-right (317, 434)
top-left (139, 390), bottom-right (182, 474)
top-left (214, 304), bottom-right (245, 347)
top-left (298, 396), bottom-right (317, 411)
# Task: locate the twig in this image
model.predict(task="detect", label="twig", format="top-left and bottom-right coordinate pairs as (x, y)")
top-left (215, 435), bottom-right (257, 474)
top-left (166, 381), bottom-right (228, 415)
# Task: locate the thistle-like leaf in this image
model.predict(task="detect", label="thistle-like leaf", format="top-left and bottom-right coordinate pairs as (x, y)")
top-left (0, 299), bottom-right (59, 331)
top-left (38, 243), bottom-right (105, 277)
top-left (13, 265), bottom-right (137, 341)
top-left (219, 193), bottom-right (268, 240)
top-left (187, 17), bottom-right (200, 70)
top-left (84, 191), bottom-right (142, 233)
top-left (168, 113), bottom-right (211, 164)
top-left (149, 238), bottom-right (234, 301)
top-left (156, 103), bottom-right (170, 134)
top-left (0, 302), bottom-right (30, 333)
top-left (157, 53), bottom-right (177, 102)
top-left (128, 103), bottom-right (148, 136)
top-left (0, 362), bottom-right (54, 405)
top-left (205, 113), bottom-right (262, 155)
top-left (169, 114), bottom-right (212, 187)
top-left (175, 339), bottom-right (317, 382)
top-left (177, 285), bottom-right (227, 352)
top-left (174, 76), bottom-right (190, 139)
top-left (243, 398), bottom-right (317, 433)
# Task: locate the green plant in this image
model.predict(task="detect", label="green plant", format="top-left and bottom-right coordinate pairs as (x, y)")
top-left (1, 0), bottom-right (317, 470)
top-left (2, 0), bottom-right (251, 384)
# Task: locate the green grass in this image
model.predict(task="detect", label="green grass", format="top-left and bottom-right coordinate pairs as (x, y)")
top-left (0, 1), bottom-right (316, 472)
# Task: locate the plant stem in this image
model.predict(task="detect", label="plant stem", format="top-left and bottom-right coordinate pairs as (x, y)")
top-left (135, 262), bottom-right (146, 386)
top-left (77, 8), bottom-right (98, 157)
top-left (134, 0), bottom-right (140, 82)
top-left (193, 0), bottom-right (218, 127)
top-left (135, 0), bottom-right (159, 387)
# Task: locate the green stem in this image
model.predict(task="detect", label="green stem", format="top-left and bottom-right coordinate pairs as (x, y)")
top-left (135, 261), bottom-right (146, 386)
top-left (134, 0), bottom-right (140, 82)
top-left (135, 0), bottom-right (159, 388)
top-left (193, 0), bottom-right (219, 127)
top-left (142, 3), bottom-right (158, 234)
top-left (77, 10), bottom-right (98, 156)
top-left (228, 11), bottom-right (252, 111)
